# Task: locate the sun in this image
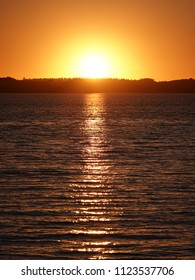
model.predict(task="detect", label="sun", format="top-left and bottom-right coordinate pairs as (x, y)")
top-left (81, 54), bottom-right (109, 78)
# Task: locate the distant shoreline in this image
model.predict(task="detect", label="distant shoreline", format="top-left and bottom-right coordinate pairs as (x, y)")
top-left (0, 77), bottom-right (195, 93)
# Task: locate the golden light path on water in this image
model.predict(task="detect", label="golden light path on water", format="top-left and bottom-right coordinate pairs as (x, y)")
top-left (71, 93), bottom-right (115, 259)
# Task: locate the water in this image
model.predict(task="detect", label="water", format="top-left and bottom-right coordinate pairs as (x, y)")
top-left (0, 92), bottom-right (194, 259)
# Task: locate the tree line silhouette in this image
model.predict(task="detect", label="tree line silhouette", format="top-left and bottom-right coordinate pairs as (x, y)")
top-left (0, 77), bottom-right (195, 93)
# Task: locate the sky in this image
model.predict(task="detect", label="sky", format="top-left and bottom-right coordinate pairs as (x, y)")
top-left (1, 0), bottom-right (195, 80)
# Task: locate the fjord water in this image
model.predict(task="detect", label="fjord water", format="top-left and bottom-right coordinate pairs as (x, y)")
top-left (0, 92), bottom-right (194, 259)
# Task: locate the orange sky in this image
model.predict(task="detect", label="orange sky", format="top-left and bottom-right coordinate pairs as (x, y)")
top-left (1, 0), bottom-right (195, 80)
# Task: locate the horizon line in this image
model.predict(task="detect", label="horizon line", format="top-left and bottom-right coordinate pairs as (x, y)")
top-left (1, 76), bottom-right (195, 82)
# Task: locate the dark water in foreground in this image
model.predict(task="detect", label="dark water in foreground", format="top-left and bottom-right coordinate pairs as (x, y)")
top-left (0, 92), bottom-right (194, 259)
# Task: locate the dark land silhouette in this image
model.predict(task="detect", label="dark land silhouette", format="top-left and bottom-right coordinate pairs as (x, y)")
top-left (0, 77), bottom-right (195, 93)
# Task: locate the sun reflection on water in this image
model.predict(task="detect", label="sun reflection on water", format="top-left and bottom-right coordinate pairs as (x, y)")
top-left (71, 93), bottom-right (115, 259)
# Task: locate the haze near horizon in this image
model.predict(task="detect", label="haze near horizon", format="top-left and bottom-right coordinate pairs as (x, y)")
top-left (1, 0), bottom-right (195, 80)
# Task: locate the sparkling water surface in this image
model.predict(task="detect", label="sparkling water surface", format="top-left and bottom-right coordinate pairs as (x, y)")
top-left (0, 92), bottom-right (194, 259)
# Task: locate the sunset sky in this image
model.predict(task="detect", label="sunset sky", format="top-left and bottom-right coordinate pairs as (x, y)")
top-left (1, 0), bottom-right (195, 80)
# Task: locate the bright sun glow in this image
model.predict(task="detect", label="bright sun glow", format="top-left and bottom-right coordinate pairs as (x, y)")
top-left (81, 54), bottom-right (109, 78)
